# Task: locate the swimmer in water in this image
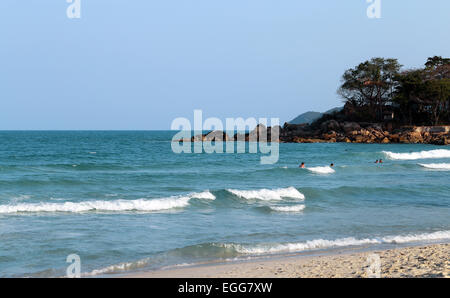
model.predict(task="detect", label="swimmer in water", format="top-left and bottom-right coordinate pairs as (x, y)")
top-left (330, 163), bottom-right (334, 167)
top-left (300, 162), bottom-right (305, 168)
top-left (379, 159), bottom-right (383, 164)
top-left (375, 160), bottom-right (379, 164)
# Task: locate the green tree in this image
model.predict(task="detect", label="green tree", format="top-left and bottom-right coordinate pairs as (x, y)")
top-left (425, 56), bottom-right (450, 70)
top-left (394, 69), bottom-right (425, 125)
top-left (394, 56), bottom-right (450, 125)
top-left (338, 58), bottom-right (402, 121)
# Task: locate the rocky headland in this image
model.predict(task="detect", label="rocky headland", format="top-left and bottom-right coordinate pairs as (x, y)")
top-left (177, 122), bottom-right (450, 145)
top-left (281, 120), bottom-right (450, 145)
top-left (177, 55), bottom-right (450, 146)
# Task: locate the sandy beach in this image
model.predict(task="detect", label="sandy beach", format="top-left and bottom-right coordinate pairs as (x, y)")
top-left (127, 243), bottom-right (449, 278)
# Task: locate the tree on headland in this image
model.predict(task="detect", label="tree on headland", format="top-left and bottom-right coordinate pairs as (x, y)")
top-left (338, 58), bottom-right (402, 121)
top-left (425, 56), bottom-right (450, 70)
top-left (337, 56), bottom-right (450, 126)
top-left (394, 56), bottom-right (450, 125)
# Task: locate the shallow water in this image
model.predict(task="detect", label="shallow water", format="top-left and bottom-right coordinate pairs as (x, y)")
top-left (0, 131), bottom-right (449, 277)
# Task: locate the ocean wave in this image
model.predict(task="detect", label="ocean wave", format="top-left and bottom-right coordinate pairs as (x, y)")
top-left (269, 205), bottom-right (305, 212)
top-left (219, 230), bottom-right (450, 255)
top-left (383, 149), bottom-right (450, 160)
top-left (190, 191), bottom-right (216, 200)
top-left (0, 191), bottom-right (215, 214)
top-left (81, 230), bottom-right (450, 276)
top-left (419, 163), bottom-right (450, 170)
top-left (83, 258), bottom-right (151, 277)
top-left (227, 187), bottom-right (305, 201)
top-left (307, 166), bottom-right (335, 174)
top-left (0, 198), bottom-right (190, 214)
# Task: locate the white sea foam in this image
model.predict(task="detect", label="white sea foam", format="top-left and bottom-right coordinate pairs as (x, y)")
top-left (227, 187), bottom-right (305, 201)
top-left (83, 230), bottom-right (450, 276)
top-left (419, 163), bottom-right (450, 170)
top-left (83, 258), bottom-right (151, 277)
top-left (270, 205), bottom-right (305, 212)
top-left (383, 149), bottom-right (450, 160)
top-left (0, 197), bottom-right (191, 214)
top-left (222, 230), bottom-right (450, 255)
top-left (381, 230), bottom-right (450, 243)
top-left (307, 166), bottom-right (335, 174)
top-left (190, 191), bottom-right (216, 200)
top-left (0, 190), bottom-right (216, 214)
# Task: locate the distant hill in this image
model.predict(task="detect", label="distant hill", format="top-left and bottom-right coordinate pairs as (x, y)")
top-left (288, 111), bottom-right (323, 125)
top-left (288, 107), bottom-right (342, 124)
top-left (324, 107), bottom-right (342, 115)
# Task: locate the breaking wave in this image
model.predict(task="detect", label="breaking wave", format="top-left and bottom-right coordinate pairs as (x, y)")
top-left (419, 163), bottom-right (450, 170)
top-left (269, 205), bottom-right (305, 212)
top-left (81, 230), bottom-right (450, 276)
top-left (383, 149), bottom-right (450, 160)
top-left (307, 166), bottom-right (335, 174)
top-left (226, 187), bottom-right (305, 201)
top-left (189, 191), bottom-right (216, 200)
top-left (0, 191), bottom-right (215, 214)
top-left (220, 230), bottom-right (450, 255)
top-left (83, 258), bottom-right (152, 277)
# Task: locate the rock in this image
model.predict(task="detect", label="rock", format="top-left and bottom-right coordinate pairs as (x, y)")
top-left (203, 130), bottom-right (230, 142)
top-left (322, 131), bottom-right (337, 140)
top-left (292, 137), bottom-right (327, 143)
top-left (431, 134), bottom-right (450, 145)
top-left (399, 135), bottom-right (409, 143)
top-left (359, 129), bottom-right (370, 137)
top-left (192, 134), bottom-right (203, 142)
top-left (370, 123), bottom-right (383, 131)
top-left (372, 130), bottom-right (385, 139)
top-left (321, 120), bottom-right (340, 132)
top-left (389, 134), bottom-right (400, 142)
top-left (342, 122), bottom-right (361, 133)
top-left (353, 135), bottom-right (365, 143)
top-left (407, 131), bottom-right (423, 143)
top-left (248, 124), bottom-right (267, 142)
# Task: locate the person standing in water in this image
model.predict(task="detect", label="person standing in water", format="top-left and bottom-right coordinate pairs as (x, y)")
top-left (299, 162), bottom-right (305, 168)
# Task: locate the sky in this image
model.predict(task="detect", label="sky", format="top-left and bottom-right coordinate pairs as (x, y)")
top-left (0, 0), bottom-right (449, 130)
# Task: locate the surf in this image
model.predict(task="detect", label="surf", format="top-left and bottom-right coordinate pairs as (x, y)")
top-left (226, 187), bottom-right (305, 201)
top-left (269, 205), bottom-right (305, 212)
top-left (219, 230), bottom-right (450, 255)
top-left (307, 166), bottom-right (335, 174)
top-left (0, 191), bottom-right (215, 214)
top-left (419, 163), bottom-right (450, 170)
top-left (383, 149), bottom-right (450, 160)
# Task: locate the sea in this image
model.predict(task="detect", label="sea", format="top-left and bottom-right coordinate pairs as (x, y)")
top-left (0, 131), bottom-right (449, 277)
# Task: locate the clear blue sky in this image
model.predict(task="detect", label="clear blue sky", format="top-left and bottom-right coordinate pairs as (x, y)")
top-left (1, 1), bottom-right (449, 130)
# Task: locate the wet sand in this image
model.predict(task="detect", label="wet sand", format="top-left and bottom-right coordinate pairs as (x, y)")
top-left (127, 243), bottom-right (449, 278)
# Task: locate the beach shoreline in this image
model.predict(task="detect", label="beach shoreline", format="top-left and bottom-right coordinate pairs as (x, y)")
top-left (123, 243), bottom-right (449, 278)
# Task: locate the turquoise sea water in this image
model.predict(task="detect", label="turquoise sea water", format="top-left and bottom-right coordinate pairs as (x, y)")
top-left (0, 131), bottom-right (449, 277)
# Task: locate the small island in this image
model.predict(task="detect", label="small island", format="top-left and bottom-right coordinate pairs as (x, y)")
top-left (185, 56), bottom-right (450, 145)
